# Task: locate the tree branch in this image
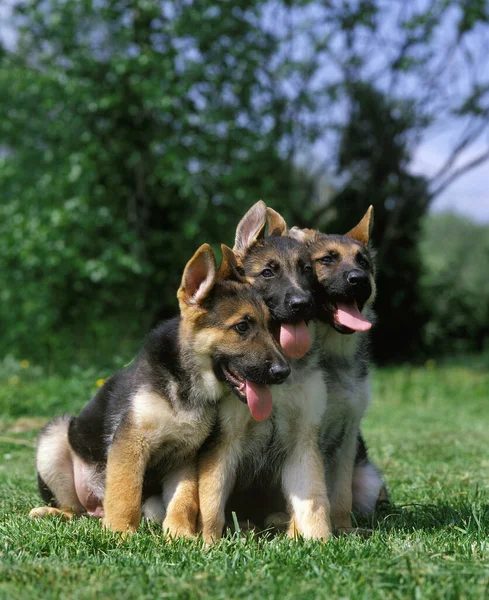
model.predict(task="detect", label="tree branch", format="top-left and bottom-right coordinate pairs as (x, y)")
top-left (429, 124), bottom-right (486, 185)
top-left (428, 148), bottom-right (489, 201)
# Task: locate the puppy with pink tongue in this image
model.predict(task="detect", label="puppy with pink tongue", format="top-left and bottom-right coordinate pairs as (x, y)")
top-left (334, 300), bottom-right (372, 332)
top-left (244, 381), bottom-right (274, 421)
top-left (245, 321), bottom-right (311, 422)
top-left (207, 200), bottom-right (331, 543)
top-left (279, 321), bottom-right (311, 359)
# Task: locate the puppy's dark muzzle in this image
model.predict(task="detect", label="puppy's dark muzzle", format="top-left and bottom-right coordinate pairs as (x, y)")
top-left (346, 270), bottom-right (370, 288)
top-left (284, 292), bottom-right (314, 322)
top-left (266, 360), bottom-right (291, 384)
top-left (344, 269), bottom-right (372, 304)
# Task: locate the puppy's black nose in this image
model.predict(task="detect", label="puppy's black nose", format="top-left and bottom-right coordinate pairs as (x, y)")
top-left (288, 295), bottom-right (312, 312)
top-left (269, 362), bottom-right (291, 384)
top-left (347, 270), bottom-right (369, 287)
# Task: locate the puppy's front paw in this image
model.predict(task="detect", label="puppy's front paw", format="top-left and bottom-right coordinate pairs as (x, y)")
top-left (163, 516), bottom-right (196, 539)
top-left (287, 516), bottom-right (331, 541)
top-left (201, 527), bottom-right (223, 548)
top-left (101, 517), bottom-right (137, 536)
top-left (29, 506), bottom-right (74, 520)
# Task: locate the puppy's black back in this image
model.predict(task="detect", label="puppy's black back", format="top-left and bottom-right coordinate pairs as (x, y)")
top-left (68, 370), bottom-right (132, 464)
top-left (68, 317), bottom-right (182, 465)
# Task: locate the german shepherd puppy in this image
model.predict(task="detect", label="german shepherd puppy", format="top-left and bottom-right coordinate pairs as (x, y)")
top-left (288, 206), bottom-right (387, 530)
top-left (30, 244), bottom-right (290, 536)
top-left (198, 202), bottom-right (334, 543)
top-left (220, 202), bottom-right (385, 536)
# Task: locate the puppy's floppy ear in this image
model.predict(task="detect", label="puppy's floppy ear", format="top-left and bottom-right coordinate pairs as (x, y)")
top-left (288, 226), bottom-right (317, 245)
top-left (266, 207), bottom-right (287, 237)
top-left (233, 200), bottom-right (267, 255)
top-left (178, 243), bottom-right (217, 307)
top-left (218, 244), bottom-right (246, 282)
top-left (346, 205), bottom-right (374, 245)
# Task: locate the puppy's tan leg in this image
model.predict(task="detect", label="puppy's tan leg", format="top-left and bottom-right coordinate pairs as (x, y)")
top-left (162, 462), bottom-right (199, 539)
top-left (103, 427), bottom-right (151, 534)
top-left (329, 424), bottom-right (358, 533)
top-left (199, 445), bottom-right (240, 546)
top-left (282, 434), bottom-right (331, 540)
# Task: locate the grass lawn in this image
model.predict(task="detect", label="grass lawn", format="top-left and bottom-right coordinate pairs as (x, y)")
top-left (1, 356), bottom-right (488, 599)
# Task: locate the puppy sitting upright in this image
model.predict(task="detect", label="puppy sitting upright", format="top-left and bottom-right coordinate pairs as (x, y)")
top-left (222, 202), bottom-right (384, 536)
top-left (30, 244), bottom-right (290, 536)
top-left (199, 205), bottom-right (337, 543)
top-left (199, 201), bottom-right (334, 543)
top-left (289, 206), bottom-right (386, 530)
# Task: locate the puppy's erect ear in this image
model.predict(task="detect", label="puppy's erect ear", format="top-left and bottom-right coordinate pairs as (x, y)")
top-left (288, 226), bottom-right (317, 245)
top-left (218, 244), bottom-right (246, 282)
top-left (266, 207), bottom-right (287, 237)
top-left (346, 205), bottom-right (374, 245)
top-left (233, 200), bottom-right (267, 255)
top-left (178, 243), bottom-right (217, 307)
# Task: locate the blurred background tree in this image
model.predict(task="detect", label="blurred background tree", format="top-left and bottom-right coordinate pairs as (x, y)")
top-left (0, 0), bottom-right (488, 369)
top-left (420, 212), bottom-right (489, 355)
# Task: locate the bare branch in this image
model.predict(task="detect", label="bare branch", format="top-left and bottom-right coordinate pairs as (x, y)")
top-left (430, 123), bottom-right (487, 185)
top-left (429, 148), bottom-right (489, 201)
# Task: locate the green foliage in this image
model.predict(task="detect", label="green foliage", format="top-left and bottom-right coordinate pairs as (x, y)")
top-left (420, 212), bottom-right (489, 354)
top-left (0, 0), bottom-right (311, 367)
top-left (2, 360), bottom-right (489, 598)
top-left (0, 356), bottom-right (109, 421)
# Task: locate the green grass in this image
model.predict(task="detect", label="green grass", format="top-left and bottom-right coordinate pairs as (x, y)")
top-left (1, 356), bottom-right (489, 599)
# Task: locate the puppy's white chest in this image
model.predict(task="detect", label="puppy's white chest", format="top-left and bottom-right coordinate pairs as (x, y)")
top-left (132, 388), bottom-right (209, 449)
top-left (274, 369), bottom-right (327, 433)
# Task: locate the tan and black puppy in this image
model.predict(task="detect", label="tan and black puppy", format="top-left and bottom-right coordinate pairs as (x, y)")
top-left (288, 207), bottom-right (387, 531)
top-left (222, 202), bottom-right (386, 538)
top-left (30, 244), bottom-right (290, 536)
top-left (234, 201), bottom-right (315, 359)
top-left (201, 201), bottom-right (333, 543)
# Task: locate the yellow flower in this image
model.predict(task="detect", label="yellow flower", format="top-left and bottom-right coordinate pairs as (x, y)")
top-left (425, 359), bottom-right (436, 370)
top-left (8, 375), bottom-right (20, 385)
top-left (96, 378), bottom-right (107, 388)
top-left (20, 360), bottom-right (30, 369)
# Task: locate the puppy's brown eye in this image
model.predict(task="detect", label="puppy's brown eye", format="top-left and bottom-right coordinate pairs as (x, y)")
top-left (320, 255), bottom-right (333, 264)
top-left (235, 321), bottom-right (249, 334)
top-left (261, 268), bottom-right (274, 278)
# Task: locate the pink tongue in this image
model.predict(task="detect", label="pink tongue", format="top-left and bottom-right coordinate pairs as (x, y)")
top-left (245, 381), bottom-right (273, 421)
top-left (335, 300), bottom-right (372, 332)
top-left (279, 321), bottom-right (311, 359)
